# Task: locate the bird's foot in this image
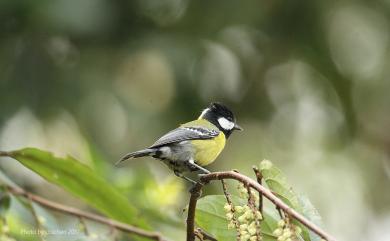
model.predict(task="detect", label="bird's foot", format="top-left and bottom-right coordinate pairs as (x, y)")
top-left (186, 160), bottom-right (210, 174)
top-left (174, 170), bottom-right (197, 185)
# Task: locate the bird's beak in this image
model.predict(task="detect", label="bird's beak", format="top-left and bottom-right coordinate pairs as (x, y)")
top-left (233, 123), bottom-right (243, 131)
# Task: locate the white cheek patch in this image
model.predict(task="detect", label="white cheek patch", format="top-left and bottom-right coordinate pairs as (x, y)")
top-left (218, 117), bottom-right (235, 130)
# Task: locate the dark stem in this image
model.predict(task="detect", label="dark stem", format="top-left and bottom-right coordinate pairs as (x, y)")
top-left (220, 179), bottom-right (240, 239)
top-left (276, 206), bottom-right (284, 219)
top-left (194, 228), bottom-right (217, 241)
top-left (186, 182), bottom-right (204, 241)
top-left (0, 151), bottom-right (10, 157)
top-left (252, 166), bottom-right (263, 214)
top-left (246, 185), bottom-right (261, 240)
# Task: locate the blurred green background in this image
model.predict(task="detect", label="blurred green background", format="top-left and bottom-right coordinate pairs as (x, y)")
top-left (1, 0), bottom-right (390, 240)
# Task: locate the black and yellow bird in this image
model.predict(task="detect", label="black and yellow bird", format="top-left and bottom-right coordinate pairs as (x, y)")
top-left (116, 102), bottom-right (242, 183)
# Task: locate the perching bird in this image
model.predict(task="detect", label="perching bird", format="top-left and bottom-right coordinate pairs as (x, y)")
top-left (116, 102), bottom-right (242, 183)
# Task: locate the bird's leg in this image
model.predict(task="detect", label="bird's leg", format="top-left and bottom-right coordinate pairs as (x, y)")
top-left (187, 159), bottom-right (211, 174)
top-left (174, 170), bottom-right (197, 185)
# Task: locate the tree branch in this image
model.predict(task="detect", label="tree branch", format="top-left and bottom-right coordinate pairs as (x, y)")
top-left (187, 183), bottom-right (204, 241)
top-left (5, 186), bottom-right (168, 241)
top-left (186, 171), bottom-right (337, 241)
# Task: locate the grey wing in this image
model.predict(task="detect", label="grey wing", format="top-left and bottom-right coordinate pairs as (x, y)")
top-left (150, 127), bottom-right (219, 148)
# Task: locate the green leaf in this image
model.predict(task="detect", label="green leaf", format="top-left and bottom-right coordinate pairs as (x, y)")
top-left (298, 195), bottom-right (323, 241)
top-left (0, 188), bottom-right (11, 217)
top-left (195, 195), bottom-right (278, 241)
top-left (195, 195), bottom-right (236, 241)
top-left (259, 160), bottom-right (323, 241)
top-left (1, 148), bottom-right (147, 227)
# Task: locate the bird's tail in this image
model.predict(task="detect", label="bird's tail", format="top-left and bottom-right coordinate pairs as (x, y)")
top-left (116, 148), bottom-right (156, 166)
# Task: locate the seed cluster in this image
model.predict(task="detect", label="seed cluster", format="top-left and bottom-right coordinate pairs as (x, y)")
top-left (223, 183), bottom-right (263, 241)
top-left (272, 218), bottom-right (302, 241)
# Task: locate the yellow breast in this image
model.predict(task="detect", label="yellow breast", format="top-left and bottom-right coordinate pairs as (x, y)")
top-left (191, 132), bottom-right (226, 166)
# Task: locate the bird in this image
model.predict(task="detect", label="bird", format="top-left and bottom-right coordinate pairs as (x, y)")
top-left (116, 102), bottom-right (243, 184)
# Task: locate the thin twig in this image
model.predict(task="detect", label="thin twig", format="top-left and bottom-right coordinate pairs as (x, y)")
top-left (246, 185), bottom-right (261, 240)
top-left (186, 171), bottom-right (337, 241)
top-left (194, 228), bottom-right (217, 241)
top-left (276, 206), bottom-right (284, 219)
top-left (221, 179), bottom-right (240, 240)
top-left (252, 166), bottom-right (263, 214)
top-left (194, 229), bottom-right (204, 241)
top-left (78, 216), bottom-right (89, 236)
top-left (5, 186), bottom-right (167, 241)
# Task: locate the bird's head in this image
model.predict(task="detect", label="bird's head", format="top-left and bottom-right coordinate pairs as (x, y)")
top-left (199, 102), bottom-right (243, 138)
